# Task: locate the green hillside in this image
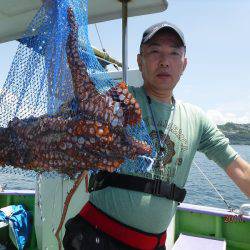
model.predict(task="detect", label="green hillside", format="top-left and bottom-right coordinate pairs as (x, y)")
top-left (218, 123), bottom-right (250, 145)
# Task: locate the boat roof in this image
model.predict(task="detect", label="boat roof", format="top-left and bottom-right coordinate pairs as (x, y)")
top-left (0, 0), bottom-right (168, 43)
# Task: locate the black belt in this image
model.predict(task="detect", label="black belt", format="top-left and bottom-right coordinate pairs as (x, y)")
top-left (89, 171), bottom-right (186, 203)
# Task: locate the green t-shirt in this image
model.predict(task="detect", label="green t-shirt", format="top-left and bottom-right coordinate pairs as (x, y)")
top-left (90, 86), bottom-right (238, 234)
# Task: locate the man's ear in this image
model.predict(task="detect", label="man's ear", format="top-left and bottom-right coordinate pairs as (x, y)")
top-left (182, 57), bottom-right (187, 73)
top-left (137, 54), bottom-right (142, 72)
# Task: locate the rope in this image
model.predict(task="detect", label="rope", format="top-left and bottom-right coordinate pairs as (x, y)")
top-left (94, 24), bottom-right (106, 53)
top-left (193, 160), bottom-right (237, 212)
top-left (94, 24), bottom-right (120, 71)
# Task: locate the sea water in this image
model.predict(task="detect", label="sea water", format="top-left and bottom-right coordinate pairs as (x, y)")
top-left (185, 145), bottom-right (250, 209)
top-left (0, 145), bottom-right (249, 210)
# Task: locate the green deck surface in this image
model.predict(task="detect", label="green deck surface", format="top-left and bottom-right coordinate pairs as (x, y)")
top-left (175, 208), bottom-right (250, 250)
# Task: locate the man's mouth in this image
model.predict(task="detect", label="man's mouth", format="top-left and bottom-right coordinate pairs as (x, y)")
top-left (156, 73), bottom-right (171, 78)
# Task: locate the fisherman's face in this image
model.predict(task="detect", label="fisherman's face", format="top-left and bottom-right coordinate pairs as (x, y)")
top-left (137, 30), bottom-right (187, 92)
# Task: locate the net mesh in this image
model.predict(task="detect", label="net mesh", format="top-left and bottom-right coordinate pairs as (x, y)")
top-left (0, 0), bottom-right (156, 179)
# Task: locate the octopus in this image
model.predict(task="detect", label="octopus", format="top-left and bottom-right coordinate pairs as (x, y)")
top-left (0, 8), bottom-right (152, 248)
top-left (0, 8), bottom-right (151, 177)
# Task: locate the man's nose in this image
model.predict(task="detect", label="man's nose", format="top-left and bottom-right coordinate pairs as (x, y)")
top-left (159, 54), bottom-right (170, 67)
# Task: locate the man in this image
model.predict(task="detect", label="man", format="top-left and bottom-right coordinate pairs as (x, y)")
top-left (63, 22), bottom-right (250, 250)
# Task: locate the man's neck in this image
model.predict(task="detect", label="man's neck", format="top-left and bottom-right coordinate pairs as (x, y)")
top-left (143, 84), bottom-right (173, 104)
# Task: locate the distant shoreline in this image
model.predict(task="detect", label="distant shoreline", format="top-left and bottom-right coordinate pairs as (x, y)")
top-left (218, 122), bottom-right (250, 145)
top-left (230, 142), bottom-right (250, 145)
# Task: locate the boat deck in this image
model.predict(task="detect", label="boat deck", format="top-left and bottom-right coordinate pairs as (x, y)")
top-left (1, 190), bottom-right (250, 250)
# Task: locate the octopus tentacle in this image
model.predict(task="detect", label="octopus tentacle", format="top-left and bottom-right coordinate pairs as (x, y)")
top-left (67, 8), bottom-right (142, 128)
top-left (66, 8), bottom-right (98, 102)
top-left (106, 82), bottom-right (142, 126)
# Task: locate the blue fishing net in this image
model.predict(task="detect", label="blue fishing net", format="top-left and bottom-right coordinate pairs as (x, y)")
top-left (0, 0), bottom-right (156, 179)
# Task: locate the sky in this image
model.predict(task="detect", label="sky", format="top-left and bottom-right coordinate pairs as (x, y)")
top-left (0, 0), bottom-right (250, 124)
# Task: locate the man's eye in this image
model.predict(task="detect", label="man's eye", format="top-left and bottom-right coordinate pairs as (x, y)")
top-left (172, 51), bottom-right (181, 56)
top-left (150, 50), bottom-right (159, 53)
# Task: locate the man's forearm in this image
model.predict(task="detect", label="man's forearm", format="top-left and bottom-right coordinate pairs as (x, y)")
top-left (226, 157), bottom-right (250, 197)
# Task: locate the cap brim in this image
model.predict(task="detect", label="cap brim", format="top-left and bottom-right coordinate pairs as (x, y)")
top-left (142, 24), bottom-right (185, 46)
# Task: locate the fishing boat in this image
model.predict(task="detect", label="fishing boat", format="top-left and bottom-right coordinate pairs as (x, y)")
top-left (0, 0), bottom-right (250, 249)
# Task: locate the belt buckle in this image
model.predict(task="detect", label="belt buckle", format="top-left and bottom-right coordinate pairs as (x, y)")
top-left (169, 183), bottom-right (175, 200)
top-left (153, 179), bottom-right (162, 196)
top-left (90, 171), bottom-right (109, 192)
top-left (153, 181), bottom-right (176, 200)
